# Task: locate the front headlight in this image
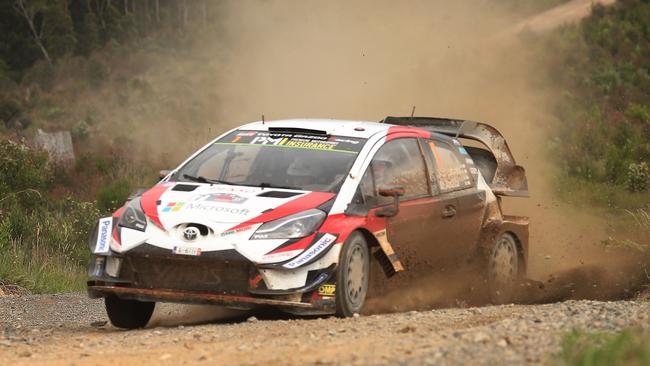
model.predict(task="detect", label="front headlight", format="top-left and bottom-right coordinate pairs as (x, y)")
top-left (251, 209), bottom-right (326, 240)
top-left (117, 197), bottom-right (147, 232)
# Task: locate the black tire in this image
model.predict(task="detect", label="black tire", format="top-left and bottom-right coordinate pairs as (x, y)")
top-left (105, 295), bottom-right (155, 329)
top-left (487, 232), bottom-right (521, 304)
top-left (335, 231), bottom-right (370, 317)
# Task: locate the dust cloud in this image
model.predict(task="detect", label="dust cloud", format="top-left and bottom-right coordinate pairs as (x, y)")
top-left (123, 0), bottom-right (642, 311)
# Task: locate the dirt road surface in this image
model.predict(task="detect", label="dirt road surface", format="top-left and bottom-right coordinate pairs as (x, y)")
top-left (0, 293), bottom-right (648, 365)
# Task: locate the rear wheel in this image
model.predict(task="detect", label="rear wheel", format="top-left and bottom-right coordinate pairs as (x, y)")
top-left (335, 232), bottom-right (369, 317)
top-left (105, 295), bottom-right (155, 329)
top-left (487, 232), bottom-right (521, 304)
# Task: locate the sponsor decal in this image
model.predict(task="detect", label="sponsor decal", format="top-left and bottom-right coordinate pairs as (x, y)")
top-left (465, 157), bottom-right (474, 165)
top-left (220, 225), bottom-right (253, 237)
top-left (194, 193), bottom-right (247, 204)
top-left (172, 246), bottom-right (202, 256)
top-left (458, 147), bottom-right (469, 155)
top-left (470, 167), bottom-right (479, 174)
top-left (452, 139), bottom-right (461, 145)
top-left (94, 217), bottom-right (112, 254)
top-left (283, 233), bottom-right (337, 269)
top-left (185, 203), bottom-right (250, 215)
top-left (162, 202), bottom-right (185, 212)
top-left (261, 249), bottom-right (302, 262)
top-left (215, 130), bottom-right (365, 153)
top-left (318, 284), bottom-right (336, 296)
top-left (161, 202), bottom-right (250, 215)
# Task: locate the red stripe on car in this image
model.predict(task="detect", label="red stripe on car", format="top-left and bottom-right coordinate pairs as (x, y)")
top-left (226, 191), bottom-right (335, 231)
top-left (140, 184), bottom-right (171, 229)
top-left (385, 126), bottom-right (430, 141)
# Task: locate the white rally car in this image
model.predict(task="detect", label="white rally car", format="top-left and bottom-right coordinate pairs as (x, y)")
top-left (87, 117), bottom-right (530, 329)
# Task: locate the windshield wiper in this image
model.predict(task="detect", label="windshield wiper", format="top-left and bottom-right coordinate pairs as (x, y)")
top-left (182, 174), bottom-right (236, 185)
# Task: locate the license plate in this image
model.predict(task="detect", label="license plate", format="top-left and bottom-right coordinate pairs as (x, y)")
top-left (172, 246), bottom-right (201, 256)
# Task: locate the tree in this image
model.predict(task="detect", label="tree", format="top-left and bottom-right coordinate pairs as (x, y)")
top-left (14, 0), bottom-right (52, 66)
top-left (76, 5), bottom-right (100, 55)
top-left (42, 0), bottom-right (77, 60)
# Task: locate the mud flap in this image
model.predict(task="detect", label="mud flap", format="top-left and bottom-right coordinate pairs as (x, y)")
top-left (373, 229), bottom-right (404, 275)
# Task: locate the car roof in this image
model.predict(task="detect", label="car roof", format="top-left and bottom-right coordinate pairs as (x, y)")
top-left (238, 118), bottom-right (451, 140)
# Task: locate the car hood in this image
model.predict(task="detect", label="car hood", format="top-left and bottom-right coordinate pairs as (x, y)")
top-left (140, 182), bottom-right (335, 229)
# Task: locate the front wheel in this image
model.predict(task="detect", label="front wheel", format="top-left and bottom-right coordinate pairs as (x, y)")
top-left (487, 232), bottom-right (521, 304)
top-left (105, 295), bottom-right (155, 329)
top-left (335, 231), bottom-right (370, 317)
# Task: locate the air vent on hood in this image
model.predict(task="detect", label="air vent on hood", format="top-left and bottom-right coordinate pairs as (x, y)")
top-left (257, 191), bottom-right (302, 198)
top-left (172, 184), bottom-right (199, 192)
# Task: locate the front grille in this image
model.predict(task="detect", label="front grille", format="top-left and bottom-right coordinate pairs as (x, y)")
top-left (120, 245), bottom-right (252, 295)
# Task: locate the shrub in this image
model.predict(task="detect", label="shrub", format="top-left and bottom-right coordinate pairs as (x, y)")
top-left (0, 139), bottom-right (49, 202)
top-left (96, 178), bottom-right (131, 213)
top-left (86, 59), bottom-right (110, 89)
top-left (627, 162), bottom-right (649, 193)
top-left (0, 139), bottom-right (101, 293)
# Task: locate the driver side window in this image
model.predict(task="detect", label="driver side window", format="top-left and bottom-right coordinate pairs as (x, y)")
top-left (357, 138), bottom-right (429, 206)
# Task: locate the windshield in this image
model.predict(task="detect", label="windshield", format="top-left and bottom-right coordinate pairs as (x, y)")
top-left (172, 130), bottom-right (366, 192)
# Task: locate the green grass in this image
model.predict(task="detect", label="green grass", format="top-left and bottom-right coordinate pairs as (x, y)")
top-left (0, 237), bottom-right (87, 293)
top-left (553, 329), bottom-right (650, 366)
top-left (556, 174), bottom-right (650, 210)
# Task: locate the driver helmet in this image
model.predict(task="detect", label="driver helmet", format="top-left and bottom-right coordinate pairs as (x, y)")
top-left (287, 160), bottom-right (315, 186)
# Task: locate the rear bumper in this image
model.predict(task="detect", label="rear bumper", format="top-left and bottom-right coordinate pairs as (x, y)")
top-left (87, 283), bottom-right (335, 315)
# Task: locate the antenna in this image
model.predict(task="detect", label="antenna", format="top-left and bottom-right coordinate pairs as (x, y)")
top-left (262, 114), bottom-right (265, 124)
top-left (410, 106), bottom-right (416, 119)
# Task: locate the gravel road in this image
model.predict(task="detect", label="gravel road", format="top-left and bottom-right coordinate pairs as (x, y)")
top-left (1, 293), bottom-right (648, 365)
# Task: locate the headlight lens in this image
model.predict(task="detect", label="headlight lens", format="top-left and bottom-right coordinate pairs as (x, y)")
top-left (251, 209), bottom-right (326, 240)
top-left (118, 197), bottom-right (147, 232)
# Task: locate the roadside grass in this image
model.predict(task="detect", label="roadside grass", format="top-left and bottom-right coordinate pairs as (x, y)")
top-left (0, 237), bottom-right (86, 293)
top-left (555, 175), bottom-right (650, 210)
top-left (553, 329), bottom-right (650, 366)
top-left (0, 200), bottom-right (97, 293)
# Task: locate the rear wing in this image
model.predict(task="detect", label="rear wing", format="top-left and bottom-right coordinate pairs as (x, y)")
top-left (382, 116), bottom-right (529, 197)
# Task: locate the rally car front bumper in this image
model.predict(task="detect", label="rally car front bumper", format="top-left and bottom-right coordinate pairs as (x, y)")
top-left (87, 244), bottom-right (339, 314)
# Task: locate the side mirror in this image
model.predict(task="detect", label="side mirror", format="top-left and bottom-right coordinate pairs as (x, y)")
top-left (375, 186), bottom-right (405, 218)
top-left (159, 170), bottom-right (171, 180)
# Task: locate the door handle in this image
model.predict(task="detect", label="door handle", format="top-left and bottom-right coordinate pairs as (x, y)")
top-left (442, 205), bottom-right (456, 218)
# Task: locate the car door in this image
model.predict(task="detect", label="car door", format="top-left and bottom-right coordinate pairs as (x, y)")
top-left (423, 138), bottom-right (486, 262)
top-left (362, 137), bottom-right (462, 273)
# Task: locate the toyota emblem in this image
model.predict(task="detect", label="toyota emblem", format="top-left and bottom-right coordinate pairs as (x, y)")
top-left (183, 226), bottom-right (200, 241)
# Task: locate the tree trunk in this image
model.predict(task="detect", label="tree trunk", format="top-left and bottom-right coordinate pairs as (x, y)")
top-left (14, 0), bottom-right (52, 67)
top-left (201, 0), bottom-right (207, 27)
top-left (182, 0), bottom-right (189, 29)
top-left (144, 0), bottom-right (149, 30)
top-left (124, 0), bottom-right (128, 15)
top-left (154, 0), bottom-right (160, 24)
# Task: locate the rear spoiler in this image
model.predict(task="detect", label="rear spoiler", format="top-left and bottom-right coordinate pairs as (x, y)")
top-left (381, 116), bottom-right (529, 197)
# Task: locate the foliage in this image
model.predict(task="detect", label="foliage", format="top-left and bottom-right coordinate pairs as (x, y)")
top-left (0, 139), bottom-right (100, 293)
top-left (86, 58), bottom-right (110, 89)
top-left (42, 0), bottom-right (77, 60)
top-left (0, 0), bottom-right (217, 81)
top-left (554, 329), bottom-right (650, 366)
top-left (627, 162), bottom-right (649, 193)
top-left (547, 0), bottom-right (650, 198)
top-left (96, 177), bottom-right (132, 213)
top-left (0, 139), bottom-right (49, 199)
